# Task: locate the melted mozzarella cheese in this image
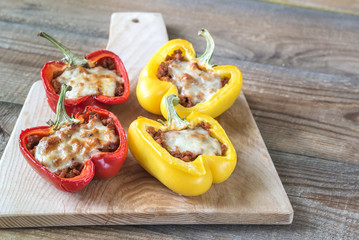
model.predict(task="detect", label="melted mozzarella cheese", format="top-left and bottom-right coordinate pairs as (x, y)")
top-left (168, 60), bottom-right (222, 105)
top-left (56, 66), bottom-right (123, 99)
top-left (35, 118), bottom-right (118, 172)
top-left (163, 127), bottom-right (221, 156)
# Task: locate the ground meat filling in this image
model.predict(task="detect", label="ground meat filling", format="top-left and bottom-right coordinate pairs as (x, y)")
top-left (147, 121), bottom-right (227, 162)
top-left (52, 57), bottom-right (124, 97)
top-left (26, 112), bottom-right (119, 178)
top-left (114, 81), bottom-right (124, 97)
top-left (156, 50), bottom-right (229, 108)
top-left (26, 135), bottom-right (42, 156)
top-left (97, 58), bottom-right (124, 97)
top-left (54, 161), bottom-right (84, 178)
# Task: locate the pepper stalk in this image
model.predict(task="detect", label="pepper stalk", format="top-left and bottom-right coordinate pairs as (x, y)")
top-left (196, 28), bottom-right (215, 66)
top-left (38, 32), bottom-right (89, 67)
top-left (160, 94), bottom-right (189, 130)
top-left (48, 84), bottom-right (79, 130)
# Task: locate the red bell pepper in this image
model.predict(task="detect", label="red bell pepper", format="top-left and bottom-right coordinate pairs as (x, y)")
top-left (39, 32), bottom-right (130, 116)
top-left (19, 85), bottom-right (128, 192)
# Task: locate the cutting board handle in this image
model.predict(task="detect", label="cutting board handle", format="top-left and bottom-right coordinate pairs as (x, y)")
top-left (106, 12), bottom-right (168, 81)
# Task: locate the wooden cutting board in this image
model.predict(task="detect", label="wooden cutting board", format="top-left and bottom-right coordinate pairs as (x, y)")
top-left (0, 12), bottom-right (293, 228)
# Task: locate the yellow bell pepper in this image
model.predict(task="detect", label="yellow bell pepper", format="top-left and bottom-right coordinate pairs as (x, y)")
top-left (128, 94), bottom-right (237, 196)
top-left (137, 29), bottom-right (243, 118)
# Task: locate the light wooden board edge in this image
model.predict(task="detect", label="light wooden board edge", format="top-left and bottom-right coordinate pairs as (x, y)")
top-left (0, 81), bottom-right (293, 228)
top-left (0, 12), bottom-right (293, 228)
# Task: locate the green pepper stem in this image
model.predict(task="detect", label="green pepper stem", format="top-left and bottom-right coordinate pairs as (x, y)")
top-left (197, 28), bottom-right (215, 66)
top-left (162, 94), bottom-right (189, 130)
top-left (38, 32), bottom-right (88, 67)
top-left (50, 84), bottom-right (79, 130)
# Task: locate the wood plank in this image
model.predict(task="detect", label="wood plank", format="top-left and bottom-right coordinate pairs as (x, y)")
top-left (265, 0), bottom-right (359, 15)
top-left (0, 72), bottom-right (357, 232)
top-left (1, 2), bottom-right (358, 165)
top-left (0, 21), bottom-right (106, 104)
top-left (0, 226), bottom-right (186, 240)
top-left (271, 151), bottom-right (359, 239)
top-left (0, 0), bottom-right (357, 238)
top-left (226, 59), bottom-right (359, 165)
top-left (0, 12), bottom-right (292, 228)
top-left (1, 71), bottom-right (356, 234)
top-left (1, 0), bottom-right (359, 104)
top-left (2, 146), bottom-right (359, 240)
top-left (0, 102), bottom-right (22, 158)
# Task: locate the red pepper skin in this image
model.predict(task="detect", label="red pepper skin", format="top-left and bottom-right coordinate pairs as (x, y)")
top-left (19, 106), bottom-right (128, 192)
top-left (41, 50), bottom-right (130, 116)
top-left (77, 106), bottom-right (128, 179)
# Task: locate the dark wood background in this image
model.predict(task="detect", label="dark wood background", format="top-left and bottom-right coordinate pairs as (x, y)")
top-left (0, 0), bottom-right (358, 239)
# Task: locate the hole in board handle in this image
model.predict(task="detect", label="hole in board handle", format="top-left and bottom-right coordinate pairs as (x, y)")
top-left (132, 18), bottom-right (139, 23)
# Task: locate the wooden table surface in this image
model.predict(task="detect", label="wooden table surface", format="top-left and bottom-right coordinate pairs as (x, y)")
top-left (0, 0), bottom-right (358, 239)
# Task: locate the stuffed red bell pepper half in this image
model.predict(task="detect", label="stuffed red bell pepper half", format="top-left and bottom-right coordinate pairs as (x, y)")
top-left (39, 32), bottom-right (129, 115)
top-left (19, 84), bottom-right (128, 192)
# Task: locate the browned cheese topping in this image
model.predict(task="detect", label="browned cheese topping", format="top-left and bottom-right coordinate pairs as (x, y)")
top-left (147, 122), bottom-right (227, 162)
top-left (27, 112), bottom-right (119, 178)
top-left (157, 50), bottom-right (229, 107)
top-left (52, 58), bottom-right (124, 98)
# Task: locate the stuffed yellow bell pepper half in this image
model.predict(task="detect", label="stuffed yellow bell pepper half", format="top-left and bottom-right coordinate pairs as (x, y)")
top-left (128, 94), bottom-right (237, 196)
top-left (137, 29), bottom-right (242, 119)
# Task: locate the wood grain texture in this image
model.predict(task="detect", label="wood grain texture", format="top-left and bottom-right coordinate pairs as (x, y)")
top-left (231, 59), bottom-right (359, 165)
top-left (0, 0), bottom-right (358, 239)
top-left (1, 0), bottom-right (359, 105)
top-left (0, 13), bottom-right (292, 228)
top-left (0, 102), bottom-right (22, 157)
top-left (265, 0), bottom-right (359, 15)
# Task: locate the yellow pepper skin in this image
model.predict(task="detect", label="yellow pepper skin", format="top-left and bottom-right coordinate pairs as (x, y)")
top-left (128, 111), bottom-right (237, 196)
top-left (137, 39), bottom-right (196, 115)
top-left (137, 29), bottom-right (243, 118)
